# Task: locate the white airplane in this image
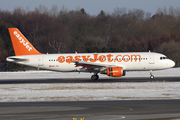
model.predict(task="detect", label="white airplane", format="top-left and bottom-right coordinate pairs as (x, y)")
top-left (6, 28), bottom-right (175, 80)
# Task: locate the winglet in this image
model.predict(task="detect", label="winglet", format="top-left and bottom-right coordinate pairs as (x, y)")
top-left (8, 28), bottom-right (42, 56)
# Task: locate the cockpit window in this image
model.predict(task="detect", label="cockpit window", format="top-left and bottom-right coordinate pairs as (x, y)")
top-left (160, 57), bottom-right (169, 60)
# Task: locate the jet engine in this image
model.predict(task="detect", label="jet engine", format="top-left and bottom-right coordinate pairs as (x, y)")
top-left (106, 67), bottom-right (125, 77)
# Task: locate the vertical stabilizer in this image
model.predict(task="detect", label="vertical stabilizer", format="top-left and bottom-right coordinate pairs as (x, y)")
top-left (8, 28), bottom-right (42, 56)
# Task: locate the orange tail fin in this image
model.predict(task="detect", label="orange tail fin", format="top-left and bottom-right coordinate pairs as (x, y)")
top-left (8, 28), bottom-right (42, 56)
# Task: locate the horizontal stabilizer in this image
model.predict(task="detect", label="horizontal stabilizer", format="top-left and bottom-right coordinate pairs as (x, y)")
top-left (6, 57), bottom-right (29, 63)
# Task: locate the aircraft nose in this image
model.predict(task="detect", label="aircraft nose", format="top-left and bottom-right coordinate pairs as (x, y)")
top-left (170, 60), bottom-right (175, 68)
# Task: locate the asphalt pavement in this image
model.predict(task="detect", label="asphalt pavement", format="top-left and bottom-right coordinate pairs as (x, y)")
top-left (0, 100), bottom-right (180, 120)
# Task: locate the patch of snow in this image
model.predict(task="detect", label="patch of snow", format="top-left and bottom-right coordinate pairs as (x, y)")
top-left (0, 82), bottom-right (180, 102)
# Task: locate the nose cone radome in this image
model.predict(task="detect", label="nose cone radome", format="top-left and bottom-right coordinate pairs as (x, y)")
top-left (170, 60), bottom-right (175, 68)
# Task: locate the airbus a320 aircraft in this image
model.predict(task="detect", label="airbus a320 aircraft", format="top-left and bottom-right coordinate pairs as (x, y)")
top-left (6, 28), bottom-right (175, 80)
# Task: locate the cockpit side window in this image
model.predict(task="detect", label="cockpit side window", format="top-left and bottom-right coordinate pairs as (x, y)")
top-left (160, 56), bottom-right (169, 60)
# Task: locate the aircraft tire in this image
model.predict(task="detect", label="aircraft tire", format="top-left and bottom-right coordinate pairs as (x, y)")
top-left (91, 75), bottom-right (99, 80)
top-left (150, 75), bottom-right (154, 79)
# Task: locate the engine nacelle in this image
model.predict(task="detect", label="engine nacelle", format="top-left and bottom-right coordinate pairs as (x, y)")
top-left (106, 67), bottom-right (125, 77)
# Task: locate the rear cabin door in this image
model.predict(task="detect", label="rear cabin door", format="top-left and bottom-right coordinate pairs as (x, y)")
top-left (38, 56), bottom-right (44, 66)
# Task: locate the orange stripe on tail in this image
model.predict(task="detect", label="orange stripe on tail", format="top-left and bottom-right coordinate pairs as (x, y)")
top-left (8, 28), bottom-right (42, 56)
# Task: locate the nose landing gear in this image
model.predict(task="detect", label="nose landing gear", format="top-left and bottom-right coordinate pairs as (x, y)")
top-left (150, 70), bottom-right (154, 79)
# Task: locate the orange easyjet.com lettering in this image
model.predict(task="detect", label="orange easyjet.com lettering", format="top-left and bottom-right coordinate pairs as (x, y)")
top-left (57, 54), bottom-right (141, 64)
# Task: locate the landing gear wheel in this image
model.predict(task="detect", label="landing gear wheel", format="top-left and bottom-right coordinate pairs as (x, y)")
top-left (150, 75), bottom-right (154, 79)
top-left (91, 75), bottom-right (99, 80)
top-left (150, 70), bottom-right (154, 79)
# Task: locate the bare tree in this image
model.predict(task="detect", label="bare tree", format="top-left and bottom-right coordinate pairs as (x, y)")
top-left (50, 5), bottom-right (59, 18)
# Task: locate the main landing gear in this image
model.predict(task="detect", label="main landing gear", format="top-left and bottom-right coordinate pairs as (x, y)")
top-left (150, 70), bottom-right (154, 79)
top-left (91, 74), bottom-right (99, 80)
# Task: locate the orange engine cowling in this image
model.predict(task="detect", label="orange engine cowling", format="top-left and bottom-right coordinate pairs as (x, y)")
top-left (106, 67), bottom-right (125, 77)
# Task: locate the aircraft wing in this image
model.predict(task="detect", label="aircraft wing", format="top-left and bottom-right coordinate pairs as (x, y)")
top-left (74, 61), bottom-right (117, 72)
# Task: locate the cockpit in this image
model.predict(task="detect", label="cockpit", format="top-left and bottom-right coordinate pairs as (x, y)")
top-left (160, 57), bottom-right (169, 60)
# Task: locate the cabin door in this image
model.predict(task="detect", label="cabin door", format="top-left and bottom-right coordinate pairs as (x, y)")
top-left (38, 56), bottom-right (44, 66)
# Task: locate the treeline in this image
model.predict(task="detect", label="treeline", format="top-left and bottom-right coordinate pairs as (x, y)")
top-left (1, 5), bottom-right (180, 71)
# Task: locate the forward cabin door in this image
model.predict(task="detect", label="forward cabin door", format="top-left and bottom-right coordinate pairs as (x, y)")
top-left (149, 54), bottom-right (154, 64)
top-left (38, 56), bottom-right (44, 66)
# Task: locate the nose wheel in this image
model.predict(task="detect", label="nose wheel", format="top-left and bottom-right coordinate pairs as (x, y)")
top-left (150, 75), bottom-right (154, 79)
top-left (150, 70), bottom-right (154, 79)
top-left (91, 74), bottom-right (99, 80)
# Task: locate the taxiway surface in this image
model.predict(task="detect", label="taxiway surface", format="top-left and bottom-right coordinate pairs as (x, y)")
top-left (0, 100), bottom-right (180, 120)
top-left (0, 77), bottom-right (179, 84)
